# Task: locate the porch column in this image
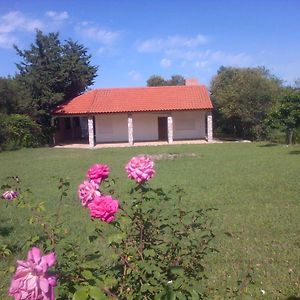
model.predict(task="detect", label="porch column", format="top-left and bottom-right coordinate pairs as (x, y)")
top-left (207, 111), bottom-right (213, 142)
top-left (88, 116), bottom-right (95, 148)
top-left (167, 114), bottom-right (173, 143)
top-left (128, 113), bottom-right (133, 145)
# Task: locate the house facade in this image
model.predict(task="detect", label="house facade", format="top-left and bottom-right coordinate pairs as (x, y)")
top-left (52, 79), bottom-right (213, 147)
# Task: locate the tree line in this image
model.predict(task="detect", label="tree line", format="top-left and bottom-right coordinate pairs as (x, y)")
top-left (0, 30), bottom-right (299, 149)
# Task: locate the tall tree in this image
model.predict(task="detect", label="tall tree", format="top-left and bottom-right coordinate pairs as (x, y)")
top-left (147, 74), bottom-right (186, 87)
top-left (210, 66), bottom-right (282, 139)
top-left (14, 30), bottom-right (98, 134)
top-left (267, 88), bottom-right (300, 144)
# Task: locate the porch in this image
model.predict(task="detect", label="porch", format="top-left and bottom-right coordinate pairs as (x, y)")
top-left (52, 110), bottom-right (213, 148)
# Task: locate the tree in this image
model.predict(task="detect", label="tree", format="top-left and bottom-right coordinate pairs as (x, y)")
top-left (267, 88), bottom-right (300, 144)
top-left (210, 66), bottom-right (282, 139)
top-left (0, 76), bottom-right (31, 115)
top-left (167, 74), bottom-right (186, 86)
top-left (147, 75), bottom-right (167, 86)
top-left (14, 30), bottom-right (98, 135)
top-left (147, 74), bottom-right (185, 87)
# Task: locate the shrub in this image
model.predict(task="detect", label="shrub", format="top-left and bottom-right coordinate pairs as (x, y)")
top-left (0, 113), bottom-right (45, 150)
top-left (3, 157), bottom-right (216, 299)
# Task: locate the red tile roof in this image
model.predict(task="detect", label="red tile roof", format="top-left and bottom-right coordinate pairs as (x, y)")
top-left (53, 85), bottom-right (213, 115)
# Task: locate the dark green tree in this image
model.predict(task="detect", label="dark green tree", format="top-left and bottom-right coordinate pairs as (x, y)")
top-left (267, 88), bottom-right (300, 144)
top-left (210, 66), bottom-right (282, 139)
top-left (0, 76), bottom-right (31, 115)
top-left (147, 75), bottom-right (167, 86)
top-left (167, 74), bottom-right (185, 86)
top-left (14, 30), bottom-right (98, 136)
top-left (147, 74), bottom-right (186, 87)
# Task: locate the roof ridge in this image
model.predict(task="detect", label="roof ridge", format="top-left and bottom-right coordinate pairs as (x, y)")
top-left (94, 85), bottom-right (206, 91)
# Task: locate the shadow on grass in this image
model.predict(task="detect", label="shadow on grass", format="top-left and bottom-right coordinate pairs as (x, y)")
top-left (289, 150), bottom-right (300, 155)
top-left (286, 296), bottom-right (300, 300)
top-left (259, 143), bottom-right (278, 147)
top-left (0, 225), bottom-right (14, 237)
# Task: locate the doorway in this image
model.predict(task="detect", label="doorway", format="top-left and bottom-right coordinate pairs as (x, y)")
top-left (158, 117), bottom-right (168, 141)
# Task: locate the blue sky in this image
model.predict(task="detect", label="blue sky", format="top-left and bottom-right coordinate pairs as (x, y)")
top-left (0, 0), bottom-right (299, 88)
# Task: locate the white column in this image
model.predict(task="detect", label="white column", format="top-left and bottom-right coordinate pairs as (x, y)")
top-left (167, 114), bottom-right (173, 143)
top-left (128, 113), bottom-right (133, 145)
top-left (88, 116), bottom-right (95, 147)
top-left (207, 111), bottom-right (213, 142)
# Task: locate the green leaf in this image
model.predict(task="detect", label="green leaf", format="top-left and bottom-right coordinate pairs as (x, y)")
top-left (72, 288), bottom-right (89, 300)
top-left (144, 249), bottom-right (156, 257)
top-left (81, 270), bottom-right (95, 280)
top-left (89, 286), bottom-right (108, 300)
top-left (170, 266), bottom-right (184, 276)
top-left (191, 290), bottom-right (200, 300)
top-left (107, 232), bottom-right (125, 245)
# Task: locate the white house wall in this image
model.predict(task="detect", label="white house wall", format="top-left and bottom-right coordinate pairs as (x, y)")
top-left (133, 112), bottom-right (162, 141)
top-left (173, 110), bottom-right (206, 140)
top-left (94, 110), bottom-right (207, 144)
top-left (95, 114), bottom-right (128, 142)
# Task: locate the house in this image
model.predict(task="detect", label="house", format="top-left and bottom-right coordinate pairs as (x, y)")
top-left (52, 78), bottom-right (213, 147)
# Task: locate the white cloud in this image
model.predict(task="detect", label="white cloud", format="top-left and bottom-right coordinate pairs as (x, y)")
top-left (160, 58), bottom-right (172, 68)
top-left (210, 51), bottom-right (251, 66)
top-left (129, 70), bottom-right (142, 81)
top-left (137, 34), bottom-right (208, 53)
top-left (0, 11), bottom-right (43, 34)
top-left (76, 24), bottom-right (120, 45)
top-left (0, 34), bottom-right (17, 48)
top-left (45, 11), bottom-right (69, 22)
top-left (0, 11), bottom-right (43, 48)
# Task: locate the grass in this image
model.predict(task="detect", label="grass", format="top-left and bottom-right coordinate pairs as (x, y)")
top-left (1, 142), bottom-right (300, 299)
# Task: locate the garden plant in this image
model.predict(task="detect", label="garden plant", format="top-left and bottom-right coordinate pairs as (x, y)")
top-left (1, 156), bottom-right (215, 300)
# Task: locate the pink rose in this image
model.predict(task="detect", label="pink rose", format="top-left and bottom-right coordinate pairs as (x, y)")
top-left (88, 195), bottom-right (119, 223)
top-left (9, 247), bottom-right (56, 300)
top-left (86, 164), bottom-right (110, 184)
top-left (2, 190), bottom-right (17, 201)
top-left (78, 180), bottom-right (100, 207)
top-left (125, 156), bottom-right (155, 183)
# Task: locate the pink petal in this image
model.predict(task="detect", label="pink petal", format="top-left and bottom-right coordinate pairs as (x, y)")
top-left (28, 247), bottom-right (41, 263)
top-left (39, 277), bottom-right (49, 293)
top-left (42, 252), bottom-right (56, 268)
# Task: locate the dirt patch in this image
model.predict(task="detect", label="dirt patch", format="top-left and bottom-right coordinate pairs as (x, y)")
top-left (140, 152), bottom-right (200, 161)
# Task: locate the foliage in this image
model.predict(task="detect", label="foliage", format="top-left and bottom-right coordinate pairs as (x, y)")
top-left (266, 88), bottom-right (300, 144)
top-left (147, 75), bottom-right (186, 87)
top-left (1, 144), bottom-right (300, 299)
top-left (14, 30), bottom-right (98, 138)
top-left (102, 184), bottom-right (215, 299)
top-left (1, 157), bottom-right (215, 299)
top-left (0, 113), bottom-right (45, 150)
top-left (210, 66), bottom-right (282, 139)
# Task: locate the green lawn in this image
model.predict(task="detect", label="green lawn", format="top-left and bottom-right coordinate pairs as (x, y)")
top-left (1, 143), bottom-right (300, 299)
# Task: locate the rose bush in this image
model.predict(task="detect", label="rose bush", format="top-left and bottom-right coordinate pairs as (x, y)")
top-left (3, 156), bottom-right (215, 300)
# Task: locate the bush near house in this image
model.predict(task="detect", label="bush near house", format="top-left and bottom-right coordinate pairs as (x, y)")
top-left (0, 114), bottom-right (45, 150)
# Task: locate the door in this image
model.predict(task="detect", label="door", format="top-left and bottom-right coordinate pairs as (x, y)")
top-left (158, 117), bottom-right (168, 141)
